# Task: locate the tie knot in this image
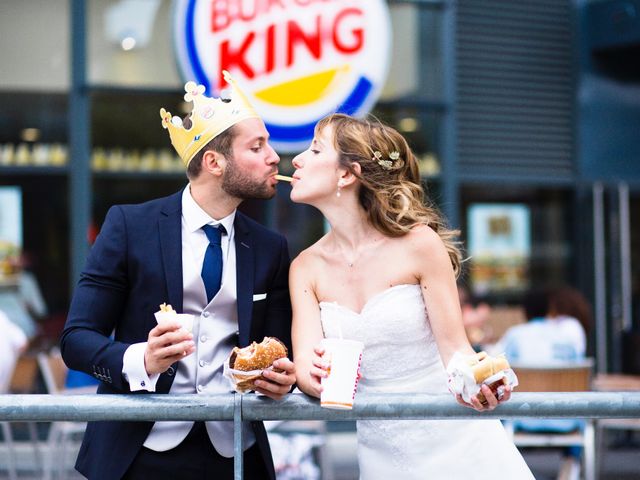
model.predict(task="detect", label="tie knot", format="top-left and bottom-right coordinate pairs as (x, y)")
top-left (202, 224), bottom-right (225, 245)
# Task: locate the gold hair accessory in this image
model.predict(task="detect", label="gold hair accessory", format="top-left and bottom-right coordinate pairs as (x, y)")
top-left (373, 150), bottom-right (402, 170)
top-left (160, 71), bottom-right (259, 166)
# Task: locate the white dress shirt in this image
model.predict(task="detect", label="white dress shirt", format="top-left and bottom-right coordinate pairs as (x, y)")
top-left (0, 310), bottom-right (27, 393)
top-left (122, 187), bottom-right (255, 456)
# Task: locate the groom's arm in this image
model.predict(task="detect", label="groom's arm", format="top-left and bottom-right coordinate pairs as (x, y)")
top-left (60, 206), bottom-right (133, 393)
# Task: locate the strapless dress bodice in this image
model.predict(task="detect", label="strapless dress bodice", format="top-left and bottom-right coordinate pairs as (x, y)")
top-left (320, 284), bottom-right (443, 390)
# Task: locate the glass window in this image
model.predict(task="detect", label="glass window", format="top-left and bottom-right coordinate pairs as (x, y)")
top-left (460, 186), bottom-right (574, 304)
top-left (631, 192), bottom-right (640, 328)
top-left (382, 3), bottom-right (444, 101)
top-left (90, 91), bottom-right (187, 225)
top-left (88, 0), bottom-right (180, 88)
top-left (0, 0), bottom-right (69, 91)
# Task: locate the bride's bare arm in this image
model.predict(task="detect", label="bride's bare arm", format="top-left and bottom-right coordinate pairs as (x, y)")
top-left (410, 226), bottom-right (508, 410)
top-left (410, 226), bottom-right (474, 364)
top-left (290, 253), bottom-right (327, 398)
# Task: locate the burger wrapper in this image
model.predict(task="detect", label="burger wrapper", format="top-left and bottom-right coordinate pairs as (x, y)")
top-left (445, 351), bottom-right (518, 403)
top-left (154, 311), bottom-right (194, 332)
top-left (223, 357), bottom-right (276, 394)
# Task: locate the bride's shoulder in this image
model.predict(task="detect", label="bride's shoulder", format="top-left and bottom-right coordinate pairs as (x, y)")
top-left (402, 225), bottom-right (451, 267)
top-left (404, 224), bottom-right (444, 250)
top-left (291, 236), bottom-right (328, 273)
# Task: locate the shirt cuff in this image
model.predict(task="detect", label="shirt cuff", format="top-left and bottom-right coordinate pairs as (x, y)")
top-left (122, 342), bottom-right (160, 392)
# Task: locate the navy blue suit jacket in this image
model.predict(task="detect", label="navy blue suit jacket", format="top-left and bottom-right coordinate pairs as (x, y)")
top-left (61, 190), bottom-right (292, 480)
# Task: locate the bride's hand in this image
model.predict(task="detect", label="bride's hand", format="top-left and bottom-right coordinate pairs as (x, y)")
top-left (455, 384), bottom-right (512, 411)
top-left (307, 344), bottom-right (330, 398)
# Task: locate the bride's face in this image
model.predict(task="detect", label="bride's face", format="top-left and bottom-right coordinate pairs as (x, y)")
top-left (290, 125), bottom-right (342, 205)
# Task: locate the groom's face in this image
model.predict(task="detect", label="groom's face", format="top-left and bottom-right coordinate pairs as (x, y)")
top-left (221, 118), bottom-right (280, 200)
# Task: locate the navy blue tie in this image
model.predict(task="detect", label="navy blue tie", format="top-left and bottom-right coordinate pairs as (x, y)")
top-left (201, 224), bottom-right (225, 303)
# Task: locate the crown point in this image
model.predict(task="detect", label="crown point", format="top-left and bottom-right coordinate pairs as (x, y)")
top-left (184, 82), bottom-right (205, 103)
top-left (160, 108), bottom-right (172, 129)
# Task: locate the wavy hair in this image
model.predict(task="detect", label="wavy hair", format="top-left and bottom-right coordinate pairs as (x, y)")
top-left (316, 113), bottom-right (462, 276)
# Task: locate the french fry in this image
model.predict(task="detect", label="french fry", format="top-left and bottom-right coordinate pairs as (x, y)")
top-left (275, 174), bottom-right (293, 182)
top-left (159, 303), bottom-right (176, 313)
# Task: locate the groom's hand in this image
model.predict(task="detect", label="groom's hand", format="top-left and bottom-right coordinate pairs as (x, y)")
top-left (144, 322), bottom-right (195, 376)
top-left (253, 358), bottom-right (296, 401)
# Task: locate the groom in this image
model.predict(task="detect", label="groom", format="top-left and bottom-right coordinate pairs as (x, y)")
top-left (61, 72), bottom-right (295, 480)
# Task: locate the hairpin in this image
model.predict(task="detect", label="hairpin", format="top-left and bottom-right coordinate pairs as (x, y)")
top-left (373, 150), bottom-right (401, 170)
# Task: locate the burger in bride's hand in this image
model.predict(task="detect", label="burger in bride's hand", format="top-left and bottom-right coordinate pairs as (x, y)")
top-left (446, 351), bottom-right (518, 411)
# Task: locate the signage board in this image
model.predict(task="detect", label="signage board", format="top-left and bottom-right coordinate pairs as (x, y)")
top-left (173, 0), bottom-right (391, 152)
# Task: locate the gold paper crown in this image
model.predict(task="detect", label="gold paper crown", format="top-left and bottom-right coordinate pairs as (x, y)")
top-left (160, 71), bottom-right (259, 165)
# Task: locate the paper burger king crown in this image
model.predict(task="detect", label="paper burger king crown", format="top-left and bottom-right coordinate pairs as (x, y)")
top-left (160, 71), bottom-right (260, 165)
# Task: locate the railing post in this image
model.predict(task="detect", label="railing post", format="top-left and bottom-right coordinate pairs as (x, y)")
top-left (234, 393), bottom-right (243, 480)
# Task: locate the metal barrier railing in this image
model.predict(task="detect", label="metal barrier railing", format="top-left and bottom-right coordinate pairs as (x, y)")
top-left (1, 392), bottom-right (639, 479)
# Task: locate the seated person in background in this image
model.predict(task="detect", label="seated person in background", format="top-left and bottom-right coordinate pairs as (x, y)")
top-left (494, 286), bottom-right (589, 365)
top-left (0, 309), bottom-right (28, 393)
top-left (0, 252), bottom-right (48, 340)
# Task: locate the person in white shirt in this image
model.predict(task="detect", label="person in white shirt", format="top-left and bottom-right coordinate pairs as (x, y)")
top-left (497, 286), bottom-right (590, 366)
top-left (0, 309), bottom-right (28, 394)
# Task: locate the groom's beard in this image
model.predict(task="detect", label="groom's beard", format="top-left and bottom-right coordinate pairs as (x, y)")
top-left (222, 157), bottom-right (276, 200)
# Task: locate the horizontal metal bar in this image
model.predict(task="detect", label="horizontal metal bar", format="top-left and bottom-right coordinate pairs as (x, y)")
top-left (243, 393), bottom-right (640, 421)
top-left (1, 393), bottom-right (639, 423)
top-left (0, 394), bottom-right (235, 422)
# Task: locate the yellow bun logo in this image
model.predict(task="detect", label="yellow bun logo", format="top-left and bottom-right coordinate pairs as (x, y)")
top-left (173, 0), bottom-right (391, 152)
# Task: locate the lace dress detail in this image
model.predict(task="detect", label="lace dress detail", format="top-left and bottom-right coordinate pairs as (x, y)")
top-left (320, 284), bottom-right (534, 480)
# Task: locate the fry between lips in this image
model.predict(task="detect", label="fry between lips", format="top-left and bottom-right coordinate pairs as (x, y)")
top-left (275, 174), bottom-right (293, 182)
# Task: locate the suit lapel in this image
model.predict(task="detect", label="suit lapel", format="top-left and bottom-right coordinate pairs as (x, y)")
top-left (158, 192), bottom-right (184, 312)
top-left (156, 191), bottom-right (184, 393)
top-left (235, 213), bottom-right (254, 347)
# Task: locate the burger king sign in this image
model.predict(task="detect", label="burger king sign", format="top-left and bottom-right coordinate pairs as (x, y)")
top-left (173, 0), bottom-right (391, 152)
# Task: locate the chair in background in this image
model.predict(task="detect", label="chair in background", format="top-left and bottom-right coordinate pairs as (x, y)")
top-left (1, 351), bottom-right (41, 479)
top-left (482, 305), bottom-right (526, 344)
top-left (506, 360), bottom-right (596, 480)
top-left (37, 348), bottom-right (96, 480)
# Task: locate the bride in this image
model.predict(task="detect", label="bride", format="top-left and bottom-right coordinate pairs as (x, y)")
top-left (289, 113), bottom-right (534, 479)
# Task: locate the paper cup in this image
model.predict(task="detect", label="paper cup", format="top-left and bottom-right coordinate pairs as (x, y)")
top-left (154, 312), bottom-right (194, 333)
top-left (320, 338), bottom-right (364, 410)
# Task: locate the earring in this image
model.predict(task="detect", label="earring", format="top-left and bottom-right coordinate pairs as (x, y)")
top-left (337, 181), bottom-right (343, 198)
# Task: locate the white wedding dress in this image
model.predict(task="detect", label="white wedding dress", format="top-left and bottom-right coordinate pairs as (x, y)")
top-left (320, 284), bottom-right (534, 480)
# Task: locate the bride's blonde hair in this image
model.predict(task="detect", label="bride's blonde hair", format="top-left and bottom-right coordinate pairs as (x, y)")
top-left (316, 113), bottom-right (462, 277)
